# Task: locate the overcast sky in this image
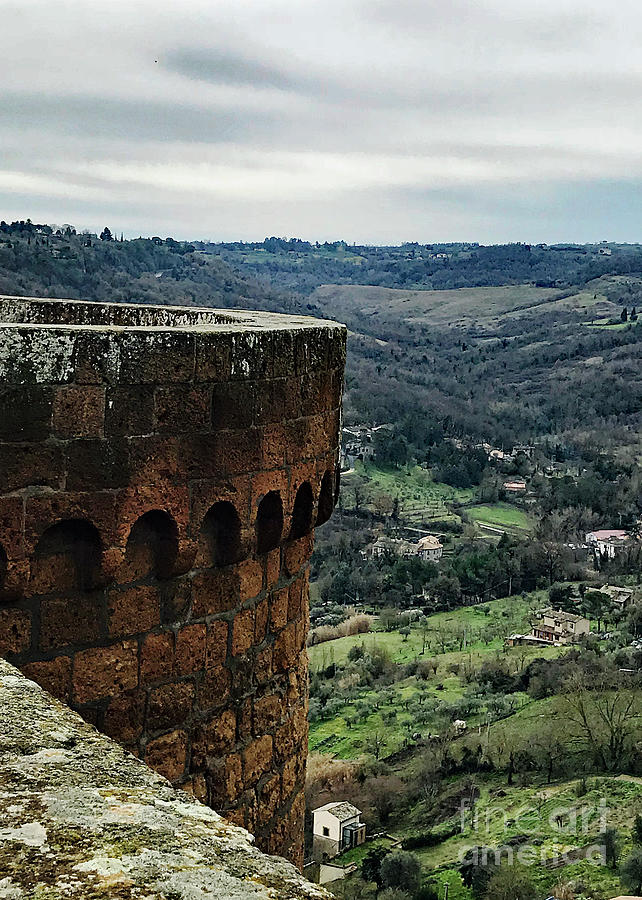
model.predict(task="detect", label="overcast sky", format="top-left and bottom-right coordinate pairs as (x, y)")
top-left (3, 0), bottom-right (642, 244)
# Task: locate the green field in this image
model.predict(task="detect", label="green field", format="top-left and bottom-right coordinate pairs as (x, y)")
top-left (341, 461), bottom-right (471, 521)
top-left (308, 594), bottom-right (562, 760)
top-left (466, 503), bottom-right (533, 534)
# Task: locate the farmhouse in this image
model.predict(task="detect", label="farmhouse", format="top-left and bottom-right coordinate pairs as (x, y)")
top-left (585, 529), bottom-right (630, 558)
top-left (503, 480), bottom-right (527, 493)
top-left (312, 802), bottom-right (366, 860)
top-left (530, 607), bottom-right (590, 644)
top-left (601, 584), bottom-right (635, 610)
top-left (415, 534), bottom-right (444, 561)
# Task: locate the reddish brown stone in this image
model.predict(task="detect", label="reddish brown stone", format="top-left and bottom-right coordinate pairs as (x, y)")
top-left (208, 753), bottom-right (243, 805)
top-left (140, 631), bottom-right (174, 684)
top-left (282, 534), bottom-right (312, 577)
top-left (257, 773), bottom-right (281, 826)
top-left (237, 558), bottom-right (263, 599)
top-left (190, 569), bottom-right (239, 618)
top-left (270, 587), bottom-right (289, 632)
top-left (103, 689), bottom-right (145, 744)
top-left (52, 386), bottom-right (105, 438)
top-left (198, 665), bottom-right (231, 710)
top-left (206, 620), bottom-right (228, 669)
top-left (191, 708), bottom-right (236, 765)
top-left (242, 734), bottom-right (273, 786)
top-left (273, 622), bottom-right (298, 673)
top-left (232, 607), bottom-right (254, 656)
top-left (0, 607), bottom-right (31, 656)
top-left (254, 692), bottom-right (283, 733)
top-left (287, 579), bottom-right (304, 622)
top-left (174, 623), bottom-right (206, 675)
top-left (147, 681), bottom-right (194, 732)
top-left (73, 641), bottom-right (138, 704)
top-left (22, 655), bottom-right (71, 702)
top-left (108, 585), bottom-right (160, 637)
top-left (154, 386), bottom-right (211, 433)
top-left (254, 597), bottom-right (268, 643)
top-left (265, 548), bottom-right (281, 590)
top-left (145, 729), bottom-right (188, 782)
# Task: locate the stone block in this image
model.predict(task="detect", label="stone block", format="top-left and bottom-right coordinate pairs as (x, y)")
top-left (198, 665), bottom-right (231, 710)
top-left (270, 587), bottom-right (289, 632)
top-left (206, 620), bottom-right (228, 669)
top-left (191, 569), bottom-right (239, 618)
top-left (145, 729), bottom-right (188, 782)
top-left (238, 558), bottom-right (263, 599)
top-left (52, 386), bottom-right (105, 438)
top-left (254, 597), bottom-right (268, 643)
top-left (40, 595), bottom-right (103, 650)
top-left (174, 623), bottom-right (206, 675)
top-left (108, 585), bottom-right (160, 637)
top-left (147, 681), bottom-right (194, 732)
top-left (232, 606), bottom-right (255, 656)
top-left (103, 689), bottom-right (146, 744)
top-left (242, 734), bottom-right (273, 786)
top-left (254, 692), bottom-right (283, 733)
top-left (73, 641), bottom-right (138, 704)
top-left (273, 622), bottom-right (298, 673)
top-left (0, 442), bottom-right (65, 493)
top-left (211, 382), bottom-right (255, 430)
top-left (140, 631), bottom-right (174, 684)
top-left (21, 655), bottom-right (71, 702)
top-left (154, 385), bottom-right (211, 432)
top-left (104, 385), bottom-right (156, 436)
top-left (191, 708), bottom-right (237, 765)
top-left (0, 386), bottom-right (53, 442)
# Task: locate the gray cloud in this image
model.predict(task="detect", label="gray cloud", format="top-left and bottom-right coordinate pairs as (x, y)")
top-left (1, 0), bottom-right (642, 242)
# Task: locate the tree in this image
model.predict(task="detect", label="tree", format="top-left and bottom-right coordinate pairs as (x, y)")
top-left (621, 847), bottom-right (642, 895)
top-left (378, 890), bottom-right (411, 900)
top-left (484, 864), bottom-right (536, 900)
top-left (621, 306), bottom-right (629, 322)
top-left (380, 851), bottom-right (422, 895)
top-left (581, 589), bottom-right (612, 632)
top-left (633, 814), bottom-right (642, 845)
top-left (563, 673), bottom-right (640, 772)
top-left (361, 846), bottom-right (388, 887)
top-left (99, 226), bottom-right (113, 241)
top-left (600, 827), bottom-right (620, 869)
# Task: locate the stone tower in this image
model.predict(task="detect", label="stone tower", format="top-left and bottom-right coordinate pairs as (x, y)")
top-left (0, 296), bottom-right (345, 867)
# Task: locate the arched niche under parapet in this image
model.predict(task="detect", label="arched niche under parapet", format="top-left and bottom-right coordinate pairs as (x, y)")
top-left (289, 482), bottom-right (314, 540)
top-left (125, 510), bottom-right (179, 581)
top-left (256, 491), bottom-right (284, 555)
top-left (31, 519), bottom-right (103, 593)
top-left (316, 470), bottom-right (334, 527)
top-left (200, 501), bottom-right (243, 567)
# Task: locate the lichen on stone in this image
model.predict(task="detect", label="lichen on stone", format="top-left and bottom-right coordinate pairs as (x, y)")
top-left (0, 660), bottom-right (329, 899)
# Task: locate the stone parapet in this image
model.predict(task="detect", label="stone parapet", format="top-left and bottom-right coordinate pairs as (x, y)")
top-left (0, 658), bottom-right (330, 899)
top-left (0, 296), bottom-right (346, 865)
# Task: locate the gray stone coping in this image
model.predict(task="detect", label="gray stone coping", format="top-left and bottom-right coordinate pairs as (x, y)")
top-left (0, 658), bottom-right (330, 899)
top-left (0, 296), bottom-right (341, 333)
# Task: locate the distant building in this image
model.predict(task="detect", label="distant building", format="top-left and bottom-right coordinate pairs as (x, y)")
top-left (601, 584), bottom-right (635, 610)
top-left (503, 480), bottom-right (527, 493)
top-left (530, 608), bottom-right (590, 644)
top-left (585, 530), bottom-right (630, 559)
top-left (312, 802), bottom-right (366, 860)
top-left (415, 535), bottom-right (443, 561)
top-left (367, 534), bottom-right (443, 561)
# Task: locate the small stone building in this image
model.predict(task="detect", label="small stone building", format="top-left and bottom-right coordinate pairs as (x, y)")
top-left (312, 801), bottom-right (366, 859)
top-left (531, 607), bottom-right (590, 644)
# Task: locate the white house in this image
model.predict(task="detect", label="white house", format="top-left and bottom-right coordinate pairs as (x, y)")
top-left (312, 802), bottom-right (366, 860)
top-left (530, 607), bottom-right (590, 644)
top-left (585, 530), bottom-right (630, 559)
top-left (415, 535), bottom-right (443, 561)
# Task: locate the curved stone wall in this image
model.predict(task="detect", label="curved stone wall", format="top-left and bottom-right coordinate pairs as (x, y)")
top-left (0, 296), bottom-right (346, 867)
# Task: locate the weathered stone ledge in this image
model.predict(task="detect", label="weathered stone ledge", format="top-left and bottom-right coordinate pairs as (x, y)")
top-left (0, 658), bottom-right (330, 899)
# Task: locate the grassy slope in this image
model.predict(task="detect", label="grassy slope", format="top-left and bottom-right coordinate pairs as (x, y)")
top-left (466, 503), bottom-right (534, 533)
top-left (308, 595), bottom-right (560, 759)
top-left (340, 461), bottom-right (472, 521)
